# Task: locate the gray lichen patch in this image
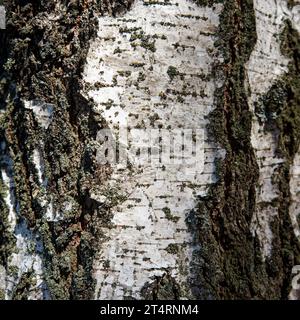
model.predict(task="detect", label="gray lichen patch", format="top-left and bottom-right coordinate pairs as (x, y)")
top-left (141, 272), bottom-right (180, 300)
top-left (0, 0), bottom-right (112, 300)
top-left (0, 135), bottom-right (49, 300)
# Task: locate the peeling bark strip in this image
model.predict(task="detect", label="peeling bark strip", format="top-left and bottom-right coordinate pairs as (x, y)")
top-left (0, 0), bottom-right (300, 300)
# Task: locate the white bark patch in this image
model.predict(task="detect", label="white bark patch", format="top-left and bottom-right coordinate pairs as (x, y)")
top-left (0, 145), bottom-right (50, 299)
top-left (289, 150), bottom-right (300, 242)
top-left (30, 128), bottom-right (63, 222)
top-left (7, 222), bottom-right (50, 300)
top-left (0, 265), bottom-right (6, 295)
top-left (1, 169), bottom-right (17, 232)
top-left (289, 148), bottom-right (300, 300)
top-left (31, 147), bottom-right (61, 221)
top-left (83, 0), bottom-right (224, 299)
top-left (24, 100), bottom-right (54, 130)
top-left (0, 6), bottom-right (6, 30)
top-left (247, 0), bottom-right (300, 261)
top-left (33, 149), bottom-right (44, 186)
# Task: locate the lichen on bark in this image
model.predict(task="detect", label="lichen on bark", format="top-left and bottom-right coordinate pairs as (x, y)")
top-left (254, 19), bottom-right (300, 298)
top-left (188, 0), bottom-right (300, 299)
top-left (0, 0), bottom-right (114, 299)
top-left (188, 0), bottom-right (274, 299)
top-left (1, 0), bottom-right (300, 300)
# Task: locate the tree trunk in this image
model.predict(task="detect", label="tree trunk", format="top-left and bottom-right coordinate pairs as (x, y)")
top-left (0, 0), bottom-right (300, 300)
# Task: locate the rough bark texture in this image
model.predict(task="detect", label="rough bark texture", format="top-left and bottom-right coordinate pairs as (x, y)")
top-left (0, 0), bottom-right (300, 300)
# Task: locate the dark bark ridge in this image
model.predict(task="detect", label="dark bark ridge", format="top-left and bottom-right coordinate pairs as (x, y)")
top-left (188, 0), bottom-right (300, 299)
top-left (255, 20), bottom-right (300, 300)
top-left (0, 0), bottom-right (127, 300)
